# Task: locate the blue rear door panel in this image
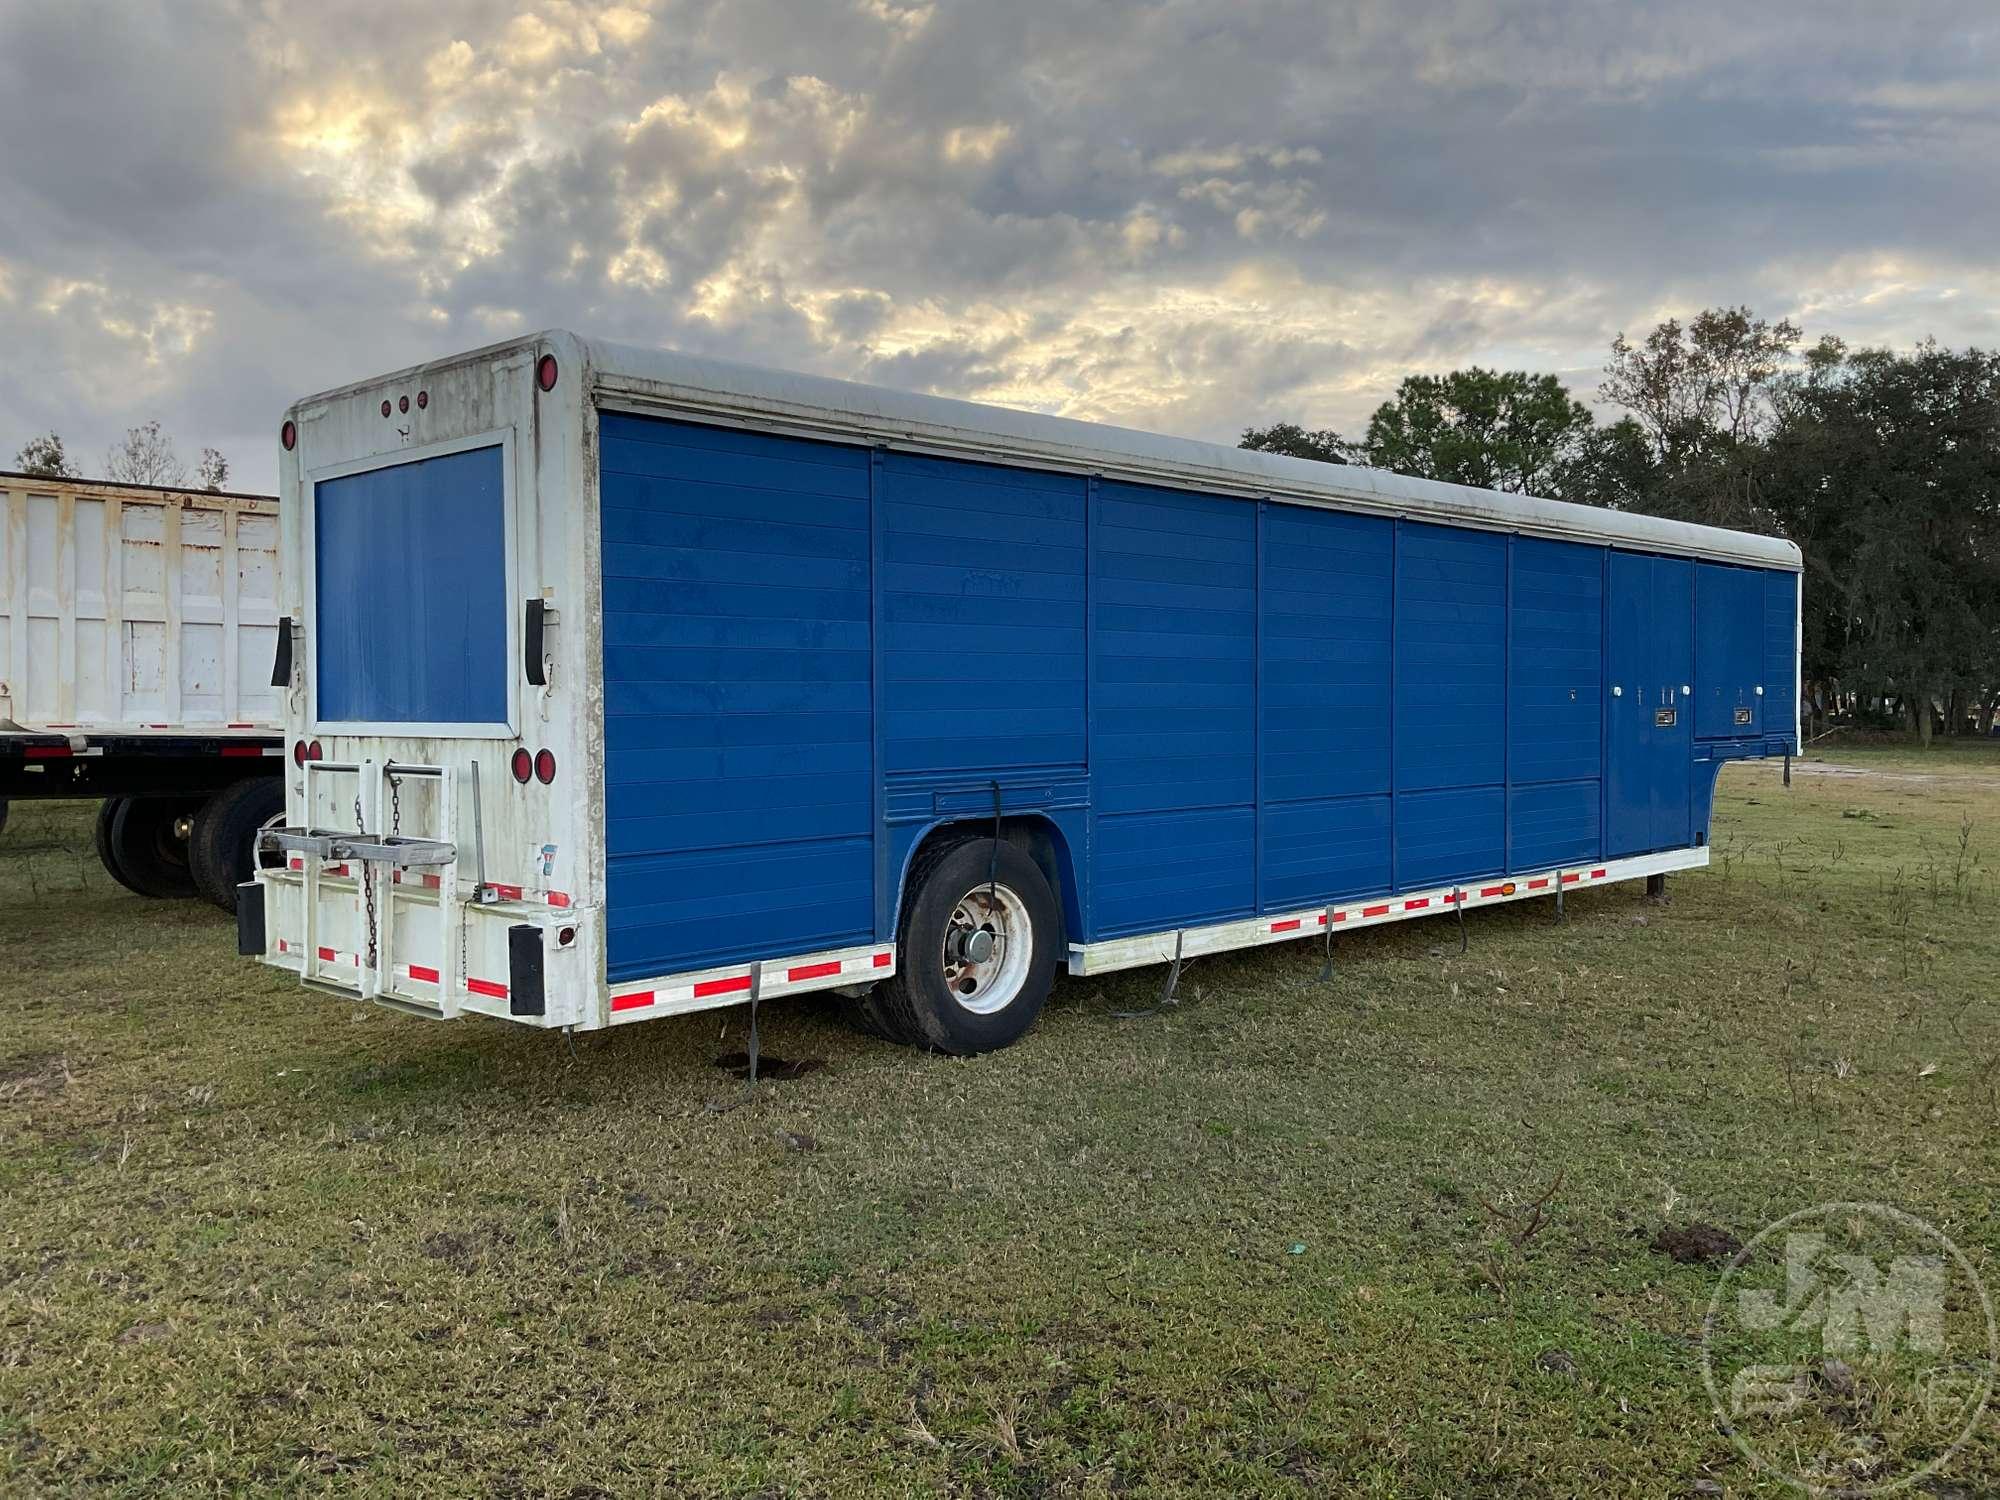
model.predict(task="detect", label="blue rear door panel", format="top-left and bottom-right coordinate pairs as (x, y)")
top-left (315, 445), bottom-right (509, 725)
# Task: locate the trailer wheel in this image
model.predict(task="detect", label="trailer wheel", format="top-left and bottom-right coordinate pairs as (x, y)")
top-left (106, 795), bottom-right (204, 899)
top-left (190, 777), bottom-right (286, 912)
top-left (875, 837), bottom-right (1059, 1054)
top-left (93, 797), bottom-right (145, 895)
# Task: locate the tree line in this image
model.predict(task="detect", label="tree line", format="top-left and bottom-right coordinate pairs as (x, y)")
top-left (13, 423), bottom-right (231, 492)
top-left (1243, 308), bottom-right (2000, 744)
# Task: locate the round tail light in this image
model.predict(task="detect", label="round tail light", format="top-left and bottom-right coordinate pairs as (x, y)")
top-left (534, 749), bottom-right (557, 784)
top-left (511, 748), bottom-right (533, 784)
top-left (292, 740), bottom-right (308, 767)
top-left (307, 740), bottom-right (323, 761)
top-left (280, 419), bottom-right (297, 451)
top-left (536, 354), bottom-right (559, 391)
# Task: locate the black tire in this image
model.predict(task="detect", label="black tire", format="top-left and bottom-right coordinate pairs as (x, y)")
top-left (190, 777), bottom-right (286, 912)
top-left (94, 796), bottom-right (148, 896)
top-left (873, 838), bottom-right (1060, 1055)
top-left (106, 795), bottom-right (204, 899)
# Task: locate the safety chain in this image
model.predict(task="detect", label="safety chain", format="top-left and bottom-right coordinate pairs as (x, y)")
top-left (355, 794), bottom-right (378, 968)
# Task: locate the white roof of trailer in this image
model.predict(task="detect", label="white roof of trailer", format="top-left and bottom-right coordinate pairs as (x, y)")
top-left (573, 333), bottom-right (1800, 571)
top-left (305, 331), bottom-right (1802, 570)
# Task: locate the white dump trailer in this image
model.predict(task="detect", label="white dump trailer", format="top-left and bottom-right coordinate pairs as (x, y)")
top-left (0, 471), bottom-right (287, 906)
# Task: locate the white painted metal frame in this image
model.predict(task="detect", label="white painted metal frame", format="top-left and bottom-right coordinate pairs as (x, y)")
top-left (302, 427), bottom-right (520, 740)
top-left (604, 943), bottom-right (899, 1026)
top-left (1067, 847), bottom-right (1710, 976)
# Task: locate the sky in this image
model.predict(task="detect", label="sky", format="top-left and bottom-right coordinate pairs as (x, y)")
top-left (2, 0), bottom-right (1997, 493)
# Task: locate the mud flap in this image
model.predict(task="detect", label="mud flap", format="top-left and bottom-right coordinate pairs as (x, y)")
top-left (509, 923), bottom-right (545, 1017)
top-left (236, 881), bottom-right (266, 956)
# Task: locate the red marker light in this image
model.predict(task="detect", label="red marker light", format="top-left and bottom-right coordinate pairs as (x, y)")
top-left (292, 740), bottom-right (308, 767)
top-left (534, 749), bottom-right (556, 784)
top-left (536, 354), bottom-right (558, 391)
top-left (398, 394), bottom-right (409, 414)
top-left (281, 419), bottom-right (297, 451)
top-left (416, 390), bottom-right (428, 409)
top-left (307, 740), bottom-right (323, 761)
top-left (511, 748), bottom-right (533, 784)
top-left (380, 399), bottom-right (392, 417)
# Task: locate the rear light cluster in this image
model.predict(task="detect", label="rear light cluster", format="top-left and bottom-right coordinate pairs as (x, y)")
top-left (512, 747), bottom-right (557, 785)
top-left (292, 739), bottom-right (324, 766)
top-left (379, 390), bottom-right (429, 418)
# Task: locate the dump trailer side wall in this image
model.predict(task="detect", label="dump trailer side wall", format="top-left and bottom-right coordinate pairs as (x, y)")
top-left (0, 474), bottom-right (280, 732)
top-left (594, 409), bottom-right (1800, 981)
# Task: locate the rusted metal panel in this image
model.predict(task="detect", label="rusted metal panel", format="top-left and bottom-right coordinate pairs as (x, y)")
top-left (0, 473), bottom-right (280, 732)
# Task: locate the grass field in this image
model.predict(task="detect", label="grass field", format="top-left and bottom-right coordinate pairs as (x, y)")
top-left (4, 743), bottom-right (1999, 1497)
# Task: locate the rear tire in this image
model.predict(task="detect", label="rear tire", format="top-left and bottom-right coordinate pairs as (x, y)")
top-left (94, 796), bottom-right (146, 896)
top-left (874, 838), bottom-right (1059, 1055)
top-left (106, 795), bottom-right (204, 899)
top-left (190, 777), bottom-right (286, 912)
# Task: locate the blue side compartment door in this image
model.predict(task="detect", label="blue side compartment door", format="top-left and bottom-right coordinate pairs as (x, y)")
top-left (1695, 563), bottom-right (1764, 739)
top-left (1762, 569), bottom-right (1799, 748)
top-left (597, 414), bottom-right (876, 982)
top-left (1606, 552), bottom-right (1694, 855)
top-left (1649, 558), bottom-right (1694, 849)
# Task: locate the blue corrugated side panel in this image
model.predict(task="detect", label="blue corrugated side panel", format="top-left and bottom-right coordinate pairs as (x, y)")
top-left (878, 453), bottom-right (1086, 773)
top-left (1696, 563), bottom-right (1765, 739)
top-left (1090, 481), bottom-right (1257, 935)
top-left (1394, 523), bottom-right (1506, 885)
top-left (1258, 506), bottom-right (1393, 909)
top-left (315, 445), bottom-right (508, 725)
top-left (598, 414), bottom-right (875, 981)
top-left (1762, 569), bottom-right (1799, 747)
top-left (1508, 538), bottom-right (1604, 871)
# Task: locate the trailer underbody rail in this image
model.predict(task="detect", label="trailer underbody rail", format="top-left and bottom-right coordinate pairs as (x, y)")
top-left (1066, 847), bottom-right (1707, 976)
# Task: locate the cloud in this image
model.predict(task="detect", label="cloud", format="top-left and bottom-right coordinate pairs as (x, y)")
top-left (2, 0), bottom-right (1997, 488)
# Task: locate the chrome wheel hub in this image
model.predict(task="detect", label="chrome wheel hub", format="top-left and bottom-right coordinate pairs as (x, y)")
top-left (942, 883), bottom-right (1031, 1015)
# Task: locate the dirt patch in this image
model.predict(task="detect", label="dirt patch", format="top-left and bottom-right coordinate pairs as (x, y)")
top-left (0, 1053), bottom-right (72, 1101)
top-left (714, 1052), bottom-right (828, 1081)
top-left (1650, 1222), bottom-right (1742, 1264)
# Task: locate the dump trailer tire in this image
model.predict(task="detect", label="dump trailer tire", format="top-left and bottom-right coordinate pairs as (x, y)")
top-left (107, 795), bottom-right (204, 899)
top-left (190, 777), bottom-right (286, 912)
top-left (876, 837), bottom-right (1060, 1055)
top-left (93, 797), bottom-right (148, 896)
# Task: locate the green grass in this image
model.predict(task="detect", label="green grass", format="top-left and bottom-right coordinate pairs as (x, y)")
top-left (4, 746), bottom-right (1999, 1496)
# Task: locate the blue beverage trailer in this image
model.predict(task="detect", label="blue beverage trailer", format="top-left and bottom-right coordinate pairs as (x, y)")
top-left (244, 332), bottom-right (1800, 1052)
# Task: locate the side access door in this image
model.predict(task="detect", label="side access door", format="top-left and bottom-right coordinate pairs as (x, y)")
top-left (1606, 552), bottom-right (1694, 856)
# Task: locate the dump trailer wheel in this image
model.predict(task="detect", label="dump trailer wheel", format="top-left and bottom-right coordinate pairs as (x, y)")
top-left (875, 837), bottom-right (1060, 1054)
top-left (190, 777), bottom-right (286, 912)
top-left (93, 796), bottom-right (148, 896)
top-left (106, 795), bottom-right (204, 899)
